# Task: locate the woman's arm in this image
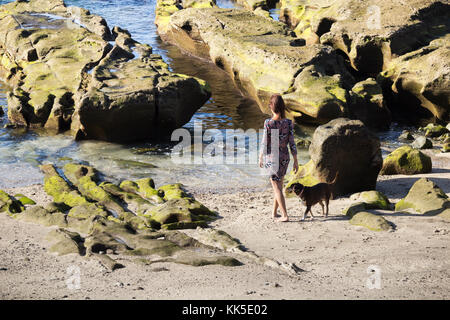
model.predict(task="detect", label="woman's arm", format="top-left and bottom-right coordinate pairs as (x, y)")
top-left (288, 120), bottom-right (299, 173)
top-left (259, 120), bottom-right (270, 167)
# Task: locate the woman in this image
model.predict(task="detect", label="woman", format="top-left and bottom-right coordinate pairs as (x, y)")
top-left (259, 94), bottom-right (298, 222)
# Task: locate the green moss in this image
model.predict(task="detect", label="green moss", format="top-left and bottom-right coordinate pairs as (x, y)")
top-left (360, 191), bottom-right (392, 210)
top-left (14, 194), bottom-right (36, 206)
top-left (380, 146), bottom-right (432, 175)
top-left (158, 183), bottom-right (188, 200)
top-left (0, 189), bottom-right (25, 215)
top-left (136, 178), bottom-right (164, 203)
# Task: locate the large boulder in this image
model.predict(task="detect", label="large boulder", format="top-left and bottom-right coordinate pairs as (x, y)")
top-left (287, 118), bottom-right (382, 196)
top-left (0, 0), bottom-right (210, 141)
top-left (380, 146), bottom-right (432, 175)
top-left (395, 178), bottom-right (449, 215)
top-left (156, 6), bottom-right (354, 124)
top-left (349, 211), bottom-right (393, 232)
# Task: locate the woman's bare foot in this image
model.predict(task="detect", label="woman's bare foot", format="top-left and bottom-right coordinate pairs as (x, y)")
top-left (272, 213), bottom-right (281, 218)
top-left (276, 216), bottom-right (289, 222)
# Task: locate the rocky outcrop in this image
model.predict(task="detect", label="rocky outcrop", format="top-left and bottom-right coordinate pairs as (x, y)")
top-left (380, 146), bottom-right (432, 175)
top-left (378, 34), bottom-right (450, 124)
top-left (0, 0), bottom-right (210, 141)
top-left (156, 6), bottom-right (355, 124)
top-left (287, 118), bottom-right (382, 196)
top-left (395, 178), bottom-right (449, 216)
top-left (277, 0), bottom-right (450, 124)
top-left (280, 0), bottom-right (449, 73)
top-left (347, 78), bottom-right (391, 130)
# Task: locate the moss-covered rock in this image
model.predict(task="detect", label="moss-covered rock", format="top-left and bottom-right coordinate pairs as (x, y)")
top-left (14, 194), bottom-right (36, 206)
top-left (1, 0), bottom-right (210, 141)
top-left (147, 198), bottom-right (214, 228)
top-left (423, 123), bottom-right (449, 138)
top-left (395, 178), bottom-right (449, 215)
top-left (442, 143), bottom-right (450, 153)
top-left (15, 206), bottom-right (68, 227)
top-left (285, 160), bottom-right (321, 197)
top-left (342, 202), bottom-right (368, 218)
top-left (351, 190), bottom-right (393, 211)
top-left (0, 190), bottom-right (25, 215)
top-left (380, 146), bottom-right (432, 175)
top-left (349, 211), bottom-right (393, 231)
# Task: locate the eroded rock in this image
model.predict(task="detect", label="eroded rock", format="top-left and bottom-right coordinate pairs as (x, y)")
top-left (156, 6), bottom-right (353, 124)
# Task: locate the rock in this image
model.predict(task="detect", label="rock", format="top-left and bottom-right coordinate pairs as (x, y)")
top-left (13, 194), bottom-right (36, 206)
top-left (398, 130), bottom-right (414, 141)
top-left (342, 202), bottom-right (368, 218)
top-left (380, 146), bottom-right (432, 175)
top-left (352, 191), bottom-right (393, 210)
top-left (157, 6), bottom-right (354, 124)
top-left (288, 118), bottom-right (382, 196)
top-left (45, 228), bottom-right (84, 256)
top-left (0, 0), bottom-right (210, 142)
top-left (439, 209), bottom-right (450, 222)
top-left (285, 159), bottom-right (321, 197)
top-left (15, 206), bottom-right (67, 227)
top-left (379, 34), bottom-right (450, 123)
top-left (154, 254), bottom-right (242, 267)
top-left (281, 0), bottom-right (449, 75)
top-left (395, 178), bottom-right (449, 215)
top-left (442, 143), bottom-right (450, 153)
top-left (146, 198), bottom-right (215, 229)
top-left (411, 136), bottom-right (433, 149)
top-left (423, 123), bottom-right (449, 138)
top-left (349, 211), bottom-right (393, 232)
top-left (347, 78), bottom-right (391, 130)
top-left (40, 164), bottom-right (108, 214)
top-left (0, 190), bottom-right (25, 215)
top-left (190, 228), bottom-right (244, 252)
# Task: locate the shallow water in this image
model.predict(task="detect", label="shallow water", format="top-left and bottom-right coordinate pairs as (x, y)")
top-left (0, 0), bottom-right (404, 191)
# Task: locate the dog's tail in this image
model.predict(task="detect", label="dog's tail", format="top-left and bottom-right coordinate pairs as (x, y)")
top-left (329, 171), bottom-right (339, 185)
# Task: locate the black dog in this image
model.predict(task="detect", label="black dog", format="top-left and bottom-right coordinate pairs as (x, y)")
top-left (286, 174), bottom-right (338, 220)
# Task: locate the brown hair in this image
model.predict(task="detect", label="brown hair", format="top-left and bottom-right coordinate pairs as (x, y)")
top-left (269, 94), bottom-right (286, 119)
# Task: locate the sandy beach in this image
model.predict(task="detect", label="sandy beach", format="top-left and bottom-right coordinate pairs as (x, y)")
top-left (1, 150), bottom-right (449, 300)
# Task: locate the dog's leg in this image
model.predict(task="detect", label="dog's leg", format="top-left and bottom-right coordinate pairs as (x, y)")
top-left (301, 206), bottom-right (310, 221)
top-left (319, 201), bottom-right (325, 216)
top-left (325, 198), bottom-right (329, 218)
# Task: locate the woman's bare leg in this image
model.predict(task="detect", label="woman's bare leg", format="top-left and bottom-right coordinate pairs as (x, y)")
top-left (271, 178), bottom-right (288, 222)
top-left (272, 198), bottom-right (280, 218)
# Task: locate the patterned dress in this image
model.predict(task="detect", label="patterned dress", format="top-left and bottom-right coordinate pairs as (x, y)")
top-left (261, 118), bottom-right (297, 181)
